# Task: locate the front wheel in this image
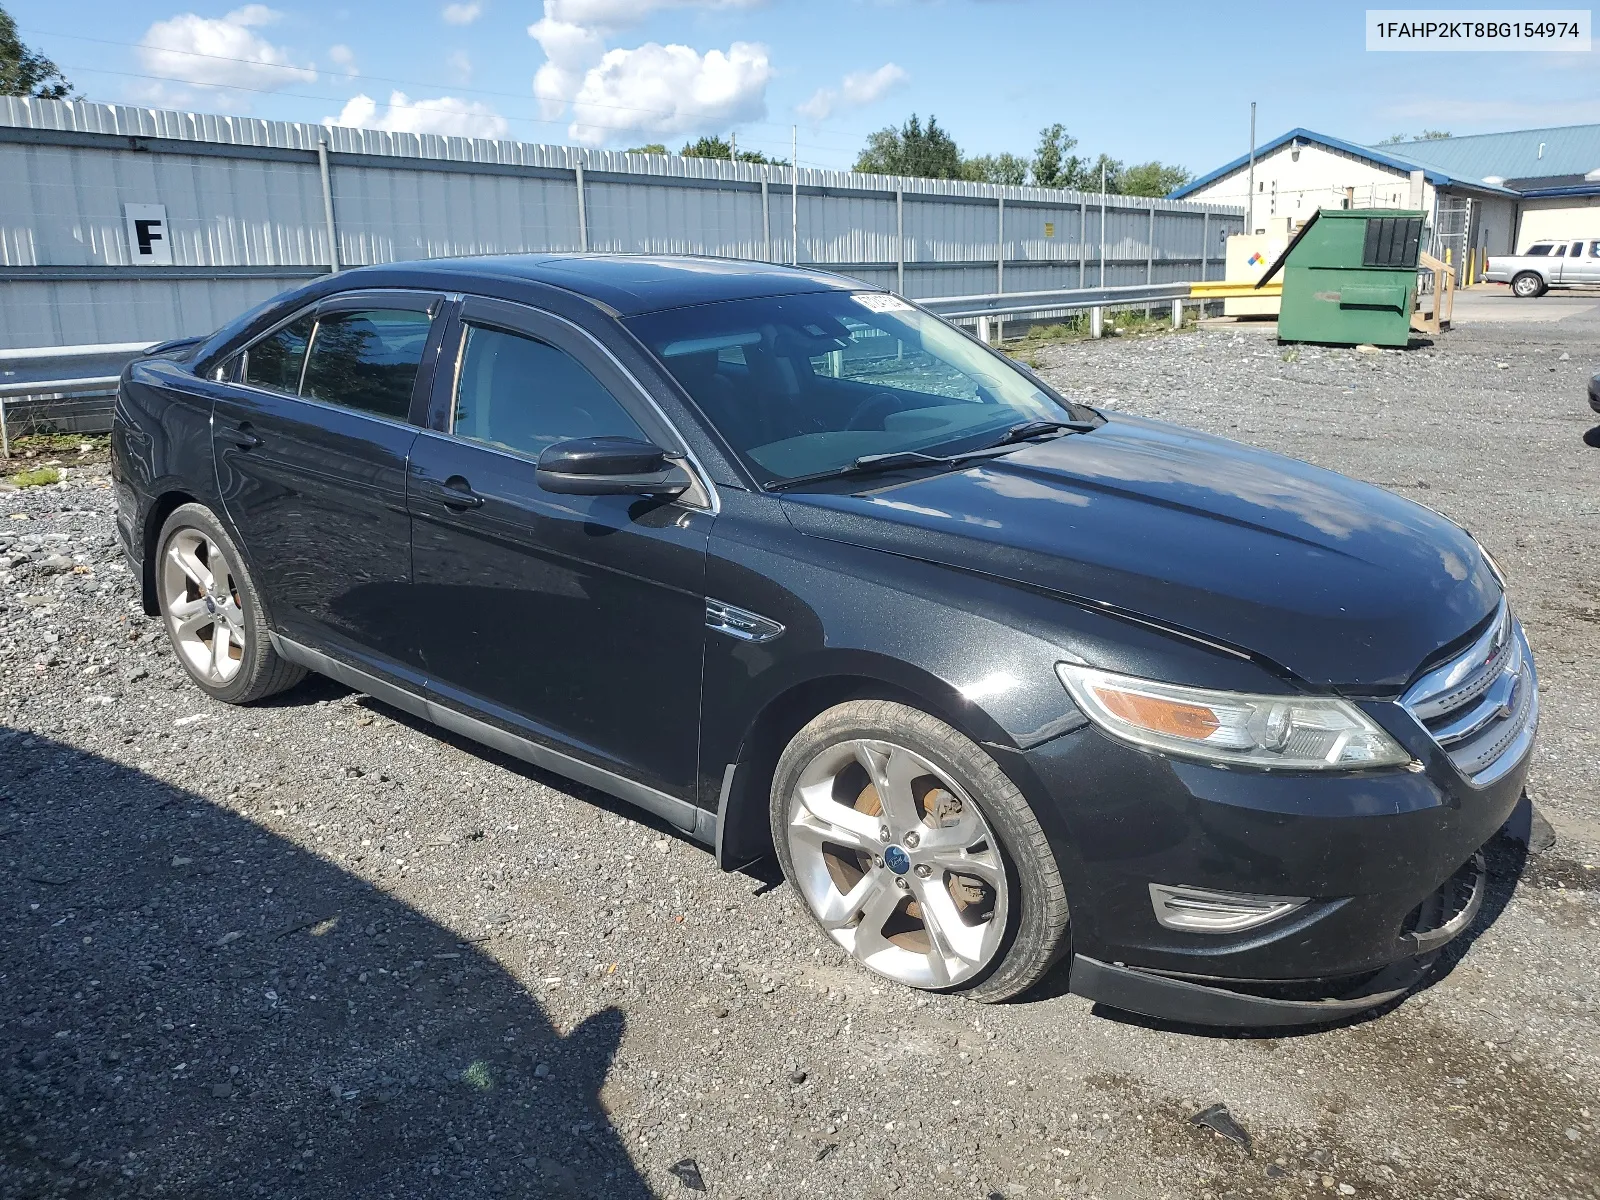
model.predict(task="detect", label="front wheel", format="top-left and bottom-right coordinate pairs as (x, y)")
top-left (156, 503), bottom-right (306, 704)
top-left (1511, 271), bottom-right (1546, 298)
top-left (770, 700), bottom-right (1070, 1002)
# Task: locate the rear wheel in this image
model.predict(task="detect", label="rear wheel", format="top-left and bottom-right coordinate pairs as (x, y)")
top-left (1511, 271), bottom-right (1546, 298)
top-left (156, 503), bottom-right (305, 704)
top-left (771, 699), bottom-right (1070, 1002)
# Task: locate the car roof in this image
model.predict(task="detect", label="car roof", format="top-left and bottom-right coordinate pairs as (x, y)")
top-left (346, 254), bottom-right (865, 316)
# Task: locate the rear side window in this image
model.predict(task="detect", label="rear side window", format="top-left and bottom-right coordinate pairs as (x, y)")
top-left (1525, 244), bottom-right (1552, 256)
top-left (451, 324), bottom-right (644, 459)
top-left (243, 314), bottom-right (314, 393)
top-left (301, 309), bottom-right (433, 420)
top-left (1551, 245), bottom-right (1567, 257)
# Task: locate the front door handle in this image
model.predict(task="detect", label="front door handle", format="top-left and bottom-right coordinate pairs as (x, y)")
top-left (422, 477), bottom-right (485, 510)
top-left (223, 424), bottom-right (261, 450)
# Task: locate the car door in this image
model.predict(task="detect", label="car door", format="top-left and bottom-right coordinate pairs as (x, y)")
top-left (408, 296), bottom-right (713, 801)
top-left (212, 289), bottom-right (447, 680)
top-left (1584, 241), bottom-right (1600, 283)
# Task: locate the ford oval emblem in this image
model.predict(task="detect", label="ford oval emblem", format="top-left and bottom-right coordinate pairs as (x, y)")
top-left (883, 845), bottom-right (911, 875)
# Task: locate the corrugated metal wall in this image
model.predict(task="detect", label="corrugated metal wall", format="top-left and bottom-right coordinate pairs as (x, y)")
top-left (0, 97), bottom-right (1243, 349)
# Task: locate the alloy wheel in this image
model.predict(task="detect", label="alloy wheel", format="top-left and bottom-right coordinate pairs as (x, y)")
top-left (162, 527), bottom-right (247, 685)
top-left (784, 738), bottom-right (1009, 988)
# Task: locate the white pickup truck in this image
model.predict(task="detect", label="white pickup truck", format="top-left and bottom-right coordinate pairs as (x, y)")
top-left (1486, 238), bottom-right (1600, 297)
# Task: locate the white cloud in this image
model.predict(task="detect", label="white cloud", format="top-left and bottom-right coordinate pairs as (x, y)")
top-left (328, 43), bottom-right (357, 75)
top-left (526, 0), bottom-right (771, 144)
top-left (326, 91), bottom-right (510, 140)
top-left (566, 41), bottom-right (770, 146)
top-left (137, 6), bottom-right (316, 92)
top-left (441, 2), bottom-right (481, 24)
top-left (797, 62), bottom-right (907, 122)
top-left (447, 49), bottom-right (473, 83)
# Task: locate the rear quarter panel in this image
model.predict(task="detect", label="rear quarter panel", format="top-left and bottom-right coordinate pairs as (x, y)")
top-left (113, 357), bottom-right (225, 609)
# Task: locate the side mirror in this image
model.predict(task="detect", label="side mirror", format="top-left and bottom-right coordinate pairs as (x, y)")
top-left (535, 436), bottom-right (693, 497)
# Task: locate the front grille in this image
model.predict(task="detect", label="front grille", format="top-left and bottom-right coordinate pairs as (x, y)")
top-left (1401, 600), bottom-right (1538, 786)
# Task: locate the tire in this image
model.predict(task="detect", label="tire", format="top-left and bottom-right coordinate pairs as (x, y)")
top-left (1511, 271), bottom-right (1546, 299)
top-left (770, 699), bottom-right (1070, 1002)
top-left (155, 502), bottom-right (306, 704)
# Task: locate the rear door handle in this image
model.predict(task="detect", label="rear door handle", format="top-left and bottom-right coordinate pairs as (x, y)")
top-left (223, 425), bottom-right (261, 450)
top-left (421, 477), bottom-right (485, 510)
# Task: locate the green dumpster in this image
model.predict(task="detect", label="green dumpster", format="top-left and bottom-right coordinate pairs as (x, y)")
top-left (1256, 208), bottom-right (1423, 347)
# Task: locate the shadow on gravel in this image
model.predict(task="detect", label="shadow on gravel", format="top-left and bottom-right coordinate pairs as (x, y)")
top-left (0, 731), bottom-right (650, 1199)
top-left (1582, 425), bottom-right (1600, 448)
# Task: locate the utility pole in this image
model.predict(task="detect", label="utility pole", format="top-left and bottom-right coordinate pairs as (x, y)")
top-left (1246, 101), bottom-right (1257, 234)
top-left (730, 131), bottom-right (736, 161)
top-left (791, 125), bottom-right (799, 266)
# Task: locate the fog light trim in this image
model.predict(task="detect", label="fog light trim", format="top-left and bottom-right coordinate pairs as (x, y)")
top-left (1148, 884), bottom-right (1308, 933)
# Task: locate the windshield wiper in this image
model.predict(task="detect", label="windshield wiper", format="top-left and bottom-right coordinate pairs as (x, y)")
top-left (765, 450), bottom-right (955, 491)
top-left (983, 418), bottom-right (1098, 447)
top-left (764, 420), bottom-right (1100, 492)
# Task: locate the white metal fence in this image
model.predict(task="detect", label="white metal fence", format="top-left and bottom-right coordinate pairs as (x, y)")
top-left (0, 98), bottom-right (1244, 350)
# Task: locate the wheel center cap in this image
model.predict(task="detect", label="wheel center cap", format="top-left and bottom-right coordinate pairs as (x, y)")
top-left (883, 845), bottom-right (911, 875)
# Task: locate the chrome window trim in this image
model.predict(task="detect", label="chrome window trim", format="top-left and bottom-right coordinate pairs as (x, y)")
top-left (446, 297), bottom-right (720, 515)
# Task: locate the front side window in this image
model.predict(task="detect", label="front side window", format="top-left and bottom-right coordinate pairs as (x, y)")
top-left (243, 313), bottom-right (314, 393)
top-left (626, 291), bottom-right (1084, 486)
top-left (452, 323), bottom-right (644, 459)
top-left (301, 308), bottom-right (434, 420)
top-left (1590, 241), bottom-right (1600, 258)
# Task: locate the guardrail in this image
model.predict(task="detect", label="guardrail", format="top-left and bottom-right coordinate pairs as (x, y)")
top-left (921, 279), bottom-right (1283, 341)
top-left (0, 342), bottom-right (151, 454)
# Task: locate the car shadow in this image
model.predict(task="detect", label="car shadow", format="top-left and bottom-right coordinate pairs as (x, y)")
top-left (0, 730), bottom-right (653, 1198)
top-left (1582, 425), bottom-right (1600, 448)
top-left (1019, 807), bottom-right (1532, 1040)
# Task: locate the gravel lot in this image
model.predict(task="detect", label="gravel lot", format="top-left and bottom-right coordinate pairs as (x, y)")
top-left (2, 315), bottom-right (1597, 1200)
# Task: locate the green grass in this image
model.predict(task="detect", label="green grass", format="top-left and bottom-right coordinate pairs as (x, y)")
top-left (10, 467), bottom-right (61, 488)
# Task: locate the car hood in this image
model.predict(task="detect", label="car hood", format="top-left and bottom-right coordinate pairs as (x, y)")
top-left (779, 414), bottom-right (1500, 690)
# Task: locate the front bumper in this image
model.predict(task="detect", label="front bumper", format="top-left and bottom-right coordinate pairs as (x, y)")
top-left (1008, 690), bottom-right (1532, 1027)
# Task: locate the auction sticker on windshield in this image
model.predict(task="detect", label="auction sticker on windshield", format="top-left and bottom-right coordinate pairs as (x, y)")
top-left (854, 293), bottom-right (914, 313)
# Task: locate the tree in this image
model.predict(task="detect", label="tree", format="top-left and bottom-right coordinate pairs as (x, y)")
top-left (1, 6), bottom-right (72, 99)
top-left (1377, 129), bottom-right (1452, 145)
top-left (854, 114), bottom-right (964, 180)
top-left (679, 135), bottom-right (772, 164)
top-left (962, 152), bottom-right (1028, 186)
top-left (1031, 123), bottom-right (1088, 189)
top-left (627, 142), bottom-right (669, 155)
top-left (1120, 160), bottom-right (1192, 197)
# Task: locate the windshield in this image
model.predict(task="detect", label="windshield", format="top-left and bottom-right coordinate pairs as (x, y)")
top-left (625, 291), bottom-right (1089, 486)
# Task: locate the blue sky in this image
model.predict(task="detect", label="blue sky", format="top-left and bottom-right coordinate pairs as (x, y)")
top-left (9, 0), bottom-right (1598, 173)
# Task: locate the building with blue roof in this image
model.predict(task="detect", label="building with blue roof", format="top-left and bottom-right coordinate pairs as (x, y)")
top-left (1172, 125), bottom-right (1600, 261)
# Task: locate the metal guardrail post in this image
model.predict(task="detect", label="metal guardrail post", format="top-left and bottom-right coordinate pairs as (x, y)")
top-left (896, 188), bottom-right (904, 295)
top-left (761, 176), bottom-right (771, 262)
top-left (1, 398), bottom-right (8, 458)
top-left (574, 163), bottom-right (589, 253)
top-left (1090, 307), bottom-right (1103, 339)
top-left (1171, 298), bottom-right (1183, 330)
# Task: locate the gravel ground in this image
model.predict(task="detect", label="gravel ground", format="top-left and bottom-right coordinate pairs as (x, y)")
top-left (2, 315), bottom-right (1597, 1200)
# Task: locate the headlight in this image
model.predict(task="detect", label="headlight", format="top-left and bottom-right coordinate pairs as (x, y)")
top-left (1056, 663), bottom-right (1411, 770)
